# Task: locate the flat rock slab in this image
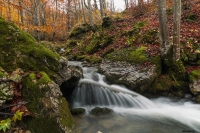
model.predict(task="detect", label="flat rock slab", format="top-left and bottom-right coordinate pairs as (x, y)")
top-left (99, 60), bottom-right (158, 93)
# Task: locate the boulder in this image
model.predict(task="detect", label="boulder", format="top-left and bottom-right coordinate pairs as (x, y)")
top-left (99, 60), bottom-right (158, 93)
top-left (70, 108), bottom-right (86, 115)
top-left (22, 72), bottom-right (76, 133)
top-left (90, 107), bottom-right (113, 115)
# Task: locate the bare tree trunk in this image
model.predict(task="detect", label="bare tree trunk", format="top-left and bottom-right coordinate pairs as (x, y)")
top-left (19, 0), bottom-right (24, 24)
top-left (7, 0), bottom-right (11, 21)
top-left (100, 0), bottom-right (105, 19)
top-left (80, 0), bottom-right (86, 23)
top-left (41, 2), bottom-right (47, 40)
top-left (67, 0), bottom-right (71, 32)
top-left (87, 0), bottom-right (94, 27)
top-left (36, 0), bottom-right (41, 42)
top-left (173, 0), bottom-right (181, 61)
top-left (94, 0), bottom-right (98, 9)
top-left (102, 0), bottom-right (106, 9)
top-left (73, 0), bottom-right (78, 23)
top-left (110, 0), bottom-right (114, 16)
top-left (158, 0), bottom-right (170, 57)
top-left (124, 0), bottom-right (128, 9)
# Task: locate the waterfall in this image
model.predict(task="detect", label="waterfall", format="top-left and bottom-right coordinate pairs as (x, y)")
top-left (68, 61), bottom-right (200, 132)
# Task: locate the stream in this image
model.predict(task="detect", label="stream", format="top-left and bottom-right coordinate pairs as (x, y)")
top-left (68, 61), bottom-right (200, 133)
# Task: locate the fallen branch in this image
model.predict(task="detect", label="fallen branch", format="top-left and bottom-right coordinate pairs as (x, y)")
top-left (0, 102), bottom-right (30, 110)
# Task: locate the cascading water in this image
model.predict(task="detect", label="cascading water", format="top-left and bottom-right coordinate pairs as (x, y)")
top-left (69, 61), bottom-right (200, 133)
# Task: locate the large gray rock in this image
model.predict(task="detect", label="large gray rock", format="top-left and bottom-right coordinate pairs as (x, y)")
top-left (56, 57), bottom-right (83, 86)
top-left (189, 79), bottom-right (200, 95)
top-left (99, 60), bottom-right (158, 93)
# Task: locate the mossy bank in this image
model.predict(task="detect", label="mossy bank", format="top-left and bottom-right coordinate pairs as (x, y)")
top-left (0, 17), bottom-right (76, 132)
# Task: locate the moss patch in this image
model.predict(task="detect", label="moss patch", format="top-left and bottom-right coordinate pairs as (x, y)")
top-left (24, 117), bottom-right (62, 133)
top-left (105, 46), bottom-right (148, 64)
top-left (76, 55), bottom-right (102, 64)
top-left (150, 75), bottom-right (172, 93)
top-left (0, 17), bottom-right (60, 79)
top-left (68, 23), bottom-right (91, 38)
top-left (22, 72), bottom-right (75, 132)
top-left (22, 72), bottom-right (52, 113)
top-left (59, 97), bottom-right (75, 129)
top-left (189, 69), bottom-right (200, 82)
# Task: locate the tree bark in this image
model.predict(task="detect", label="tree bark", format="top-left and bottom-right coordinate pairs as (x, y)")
top-left (67, 0), bottom-right (71, 32)
top-left (100, 0), bottom-right (105, 19)
top-left (7, 0), bottom-right (11, 21)
top-left (19, 0), bottom-right (24, 24)
top-left (87, 0), bottom-right (94, 27)
top-left (80, 0), bottom-right (86, 23)
top-left (158, 0), bottom-right (170, 57)
top-left (173, 0), bottom-right (181, 61)
top-left (93, 0), bottom-right (98, 9)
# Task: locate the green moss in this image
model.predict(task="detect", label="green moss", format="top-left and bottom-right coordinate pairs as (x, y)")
top-left (24, 117), bottom-right (62, 133)
top-left (166, 7), bottom-right (173, 15)
top-left (171, 61), bottom-right (186, 80)
top-left (150, 56), bottom-right (162, 75)
top-left (142, 28), bottom-right (159, 44)
top-left (0, 17), bottom-right (60, 79)
top-left (59, 97), bottom-right (75, 129)
top-left (23, 74), bottom-right (60, 131)
top-left (151, 75), bottom-right (172, 92)
top-left (133, 21), bottom-right (147, 29)
top-left (76, 55), bottom-right (102, 64)
top-left (67, 40), bottom-right (78, 47)
top-left (189, 69), bottom-right (200, 82)
top-left (102, 48), bottom-right (114, 57)
top-left (197, 60), bottom-right (200, 65)
top-left (22, 73), bottom-right (75, 132)
top-left (84, 32), bottom-right (113, 54)
top-left (105, 46), bottom-right (148, 64)
top-left (186, 13), bottom-right (198, 22)
top-left (22, 72), bottom-right (51, 113)
top-left (102, 17), bottom-right (112, 28)
top-left (0, 68), bottom-right (7, 78)
top-left (68, 23), bottom-right (91, 38)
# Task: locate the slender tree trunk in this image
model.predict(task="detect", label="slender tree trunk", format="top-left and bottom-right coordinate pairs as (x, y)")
top-left (87, 0), bottom-right (94, 27)
top-left (94, 0), bottom-right (98, 9)
top-left (19, 0), bottom-right (24, 24)
top-left (67, 0), bottom-right (71, 32)
top-left (80, 0), bottom-right (86, 23)
top-left (124, 0), bottom-right (128, 9)
top-left (36, 0), bottom-right (41, 42)
top-left (73, 0), bottom-right (78, 23)
top-left (100, 0), bottom-right (105, 19)
top-left (158, 0), bottom-right (170, 57)
top-left (7, 0), bottom-right (11, 21)
top-left (173, 0), bottom-right (181, 61)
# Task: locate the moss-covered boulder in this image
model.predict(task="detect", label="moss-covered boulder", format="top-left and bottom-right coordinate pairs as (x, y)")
top-left (70, 108), bottom-right (86, 115)
top-left (90, 107), bottom-right (113, 115)
top-left (0, 17), bottom-right (60, 79)
top-left (0, 17), bottom-right (79, 132)
top-left (22, 72), bottom-right (75, 133)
